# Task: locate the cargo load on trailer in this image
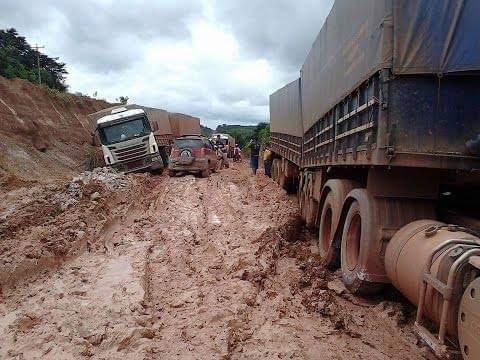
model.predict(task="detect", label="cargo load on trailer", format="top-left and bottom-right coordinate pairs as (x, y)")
top-left (300, 0), bottom-right (480, 169)
top-left (168, 113), bottom-right (201, 138)
top-left (269, 78), bottom-right (303, 166)
top-left (269, 1), bottom-right (480, 358)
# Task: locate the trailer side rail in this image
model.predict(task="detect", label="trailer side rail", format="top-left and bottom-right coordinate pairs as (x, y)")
top-left (303, 72), bottom-right (380, 168)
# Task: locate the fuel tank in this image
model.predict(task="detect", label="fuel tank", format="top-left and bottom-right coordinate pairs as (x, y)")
top-left (385, 220), bottom-right (480, 337)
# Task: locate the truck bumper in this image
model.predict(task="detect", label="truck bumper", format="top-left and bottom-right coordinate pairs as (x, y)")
top-left (168, 158), bottom-right (209, 172)
top-left (113, 154), bottom-right (164, 174)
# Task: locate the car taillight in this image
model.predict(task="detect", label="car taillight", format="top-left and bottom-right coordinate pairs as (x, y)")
top-left (171, 148), bottom-right (180, 157)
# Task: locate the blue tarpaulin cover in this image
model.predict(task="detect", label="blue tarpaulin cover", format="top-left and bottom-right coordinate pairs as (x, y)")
top-left (301, 0), bottom-right (480, 131)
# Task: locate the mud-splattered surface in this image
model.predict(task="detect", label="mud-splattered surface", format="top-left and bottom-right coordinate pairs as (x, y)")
top-left (0, 163), bottom-right (436, 359)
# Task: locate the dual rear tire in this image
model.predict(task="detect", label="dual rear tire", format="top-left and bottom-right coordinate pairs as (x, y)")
top-left (319, 192), bottom-right (338, 267)
top-left (318, 180), bottom-right (359, 269)
top-left (340, 194), bottom-right (383, 295)
top-left (317, 184), bottom-right (383, 295)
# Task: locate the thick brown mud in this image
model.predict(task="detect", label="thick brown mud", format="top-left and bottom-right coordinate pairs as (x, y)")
top-left (0, 163), bottom-right (435, 359)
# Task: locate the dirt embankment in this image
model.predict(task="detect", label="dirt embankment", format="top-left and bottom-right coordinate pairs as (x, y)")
top-left (0, 76), bottom-right (112, 188)
top-left (0, 164), bottom-right (435, 359)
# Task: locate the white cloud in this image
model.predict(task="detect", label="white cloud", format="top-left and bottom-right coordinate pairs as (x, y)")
top-left (0, 0), bottom-right (334, 129)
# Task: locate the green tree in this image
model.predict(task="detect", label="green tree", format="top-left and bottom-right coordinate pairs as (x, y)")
top-left (0, 28), bottom-right (68, 91)
top-left (116, 96), bottom-right (129, 104)
top-left (254, 122), bottom-right (270, 145)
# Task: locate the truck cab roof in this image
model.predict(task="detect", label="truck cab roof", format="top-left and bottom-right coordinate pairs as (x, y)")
top-left (97, 108), bottom-right (145, 126)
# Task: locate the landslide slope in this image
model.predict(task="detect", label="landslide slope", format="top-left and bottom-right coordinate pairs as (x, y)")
top-left (0, 76), bottom-right (112, 187)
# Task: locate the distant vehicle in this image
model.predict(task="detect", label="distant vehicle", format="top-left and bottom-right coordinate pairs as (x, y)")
top-left (211, 133), bottom-right (235, 158)
top-left (168, 135), bottom-right (218, 178)
top-left (90, 106), bottom-right (163, 174)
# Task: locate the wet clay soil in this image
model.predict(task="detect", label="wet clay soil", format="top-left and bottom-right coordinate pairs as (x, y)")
top-left (0, 163), bottom-right (436, 359)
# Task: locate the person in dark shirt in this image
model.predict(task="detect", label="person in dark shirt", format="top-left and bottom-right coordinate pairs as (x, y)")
top-left (249, 137), bottom-right (260, 175)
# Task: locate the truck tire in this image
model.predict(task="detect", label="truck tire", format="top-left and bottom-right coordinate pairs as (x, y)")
top-left (152, 167), bottom-right (164, 175)
top-left (319, 180), bottom-right (360, 269)
top-left (319, 192), bottom-right (338, 268)
top-left (340, 192), bottom-right (384, 295)
top-left (159, 147), bottom-right (169, 167)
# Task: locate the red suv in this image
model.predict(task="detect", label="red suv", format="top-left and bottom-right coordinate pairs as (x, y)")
top-left (168, 135), bottom-right (219, 177)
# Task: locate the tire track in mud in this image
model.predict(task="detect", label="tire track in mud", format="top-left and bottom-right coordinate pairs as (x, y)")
top-left (1, 165), bottom-right (437, 359)
top-left (144, 167), bottom-right (432, 360)
top-left (143, 169), bottom-right (305, 359)
top-left (0, 175), bottom-right (166, 359)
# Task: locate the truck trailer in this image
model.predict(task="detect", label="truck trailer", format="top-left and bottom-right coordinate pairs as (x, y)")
top-left (168, 112), bottom-right (202, 138)
top-left (269, 1), bottom-right (480, 358)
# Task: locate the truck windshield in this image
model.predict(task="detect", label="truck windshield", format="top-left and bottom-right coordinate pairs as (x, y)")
top-left (100, 117), bottom-right (151, 145)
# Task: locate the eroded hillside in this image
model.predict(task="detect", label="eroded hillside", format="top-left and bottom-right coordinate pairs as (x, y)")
top-left (0, 76), bottom-right (111, 188)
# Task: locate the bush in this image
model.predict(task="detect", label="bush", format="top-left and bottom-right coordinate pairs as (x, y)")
top-left (84, 147), bottom-right (103, 171)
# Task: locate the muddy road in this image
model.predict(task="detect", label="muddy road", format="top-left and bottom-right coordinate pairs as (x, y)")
top-left (0, 163), bottom-right (435, 359)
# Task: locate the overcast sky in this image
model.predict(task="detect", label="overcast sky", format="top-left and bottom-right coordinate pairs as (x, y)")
top-left (0, 0), bottom-right (333, 129)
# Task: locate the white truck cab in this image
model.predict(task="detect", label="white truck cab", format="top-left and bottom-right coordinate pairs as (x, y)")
top-left (95, 107), bottom-right (163, 173)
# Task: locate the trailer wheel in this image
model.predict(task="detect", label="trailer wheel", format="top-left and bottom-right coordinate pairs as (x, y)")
top-left (299, 189), bottom-right (306, 218)
top-left (318, 180), bottom-right (360, 269)
top-left (276, 162), bottom-right (289, 190)
top-left (319, 192), bottom-right (338, 268)
top-left (340, 191), bottom-right (384, 295)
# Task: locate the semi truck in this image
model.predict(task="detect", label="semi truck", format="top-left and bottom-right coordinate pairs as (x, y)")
top-left (88, 105), bottom-right (164, 173)
top-left (89, 106), bottom-right (202, 173)
top-left (269, 1), bottom-right (480, 358)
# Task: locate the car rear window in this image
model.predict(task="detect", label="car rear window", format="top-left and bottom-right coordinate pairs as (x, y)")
top-left (174, 138), bottom-right (204, 148)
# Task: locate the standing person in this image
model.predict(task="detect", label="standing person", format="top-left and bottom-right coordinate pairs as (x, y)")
top-left (233, 144), bottom-right (242, 162)
top-left (249, 137), bottom-right (260, 175)
top-left (215, 135), bottom-right (229, 168)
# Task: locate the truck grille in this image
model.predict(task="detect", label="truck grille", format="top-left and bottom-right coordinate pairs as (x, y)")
top-left (112, 143), bottom-right (149, 162)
